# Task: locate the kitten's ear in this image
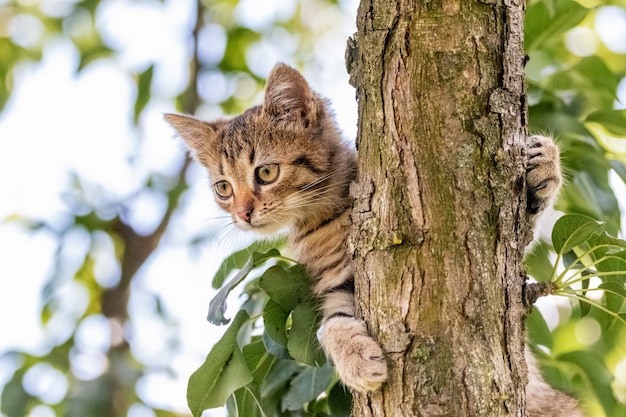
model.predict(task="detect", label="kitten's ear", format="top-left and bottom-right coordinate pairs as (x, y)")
top-left (263, 64), bottom-right (317, 128)
top-left (164, 113), bottom-right (219, 157)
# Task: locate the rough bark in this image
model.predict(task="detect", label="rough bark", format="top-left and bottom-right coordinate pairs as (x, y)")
top-left (347, 1), bottom-right (531, 416)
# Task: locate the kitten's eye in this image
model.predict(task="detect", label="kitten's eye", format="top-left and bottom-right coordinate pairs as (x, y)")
top-left (255, 164), bottom-right (280, 185)
top-left (214, 181), bottom-right (233, 200)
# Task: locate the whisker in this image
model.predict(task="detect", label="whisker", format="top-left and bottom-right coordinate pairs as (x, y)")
top-left (202, 215), bottom-right (233, 223)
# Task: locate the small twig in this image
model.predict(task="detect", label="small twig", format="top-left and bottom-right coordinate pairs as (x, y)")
top-left (523, 279), bottom-right (555, 307)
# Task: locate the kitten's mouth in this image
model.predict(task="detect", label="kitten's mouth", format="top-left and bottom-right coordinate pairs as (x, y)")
top-left (233, 218), bottom-right (255, 231)
top-left (234, 217), bottom-right (283, 235)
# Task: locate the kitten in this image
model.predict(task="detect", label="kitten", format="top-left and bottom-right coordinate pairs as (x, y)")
top-left (165, 64), bottom-right (582, 415)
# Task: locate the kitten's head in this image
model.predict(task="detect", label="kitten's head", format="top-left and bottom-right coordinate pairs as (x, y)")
top-left (165, 64), bottom-right (353, 235)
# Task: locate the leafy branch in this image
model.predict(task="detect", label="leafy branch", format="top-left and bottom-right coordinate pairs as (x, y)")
top-left (189, 242), bottom-right (350, 417)
top-left (526, 214), bottom-right (626, 327)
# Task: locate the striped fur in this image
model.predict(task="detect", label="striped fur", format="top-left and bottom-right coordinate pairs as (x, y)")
top-left (526, 135), bottom-right (562, 216)
top-left (166, 64), bottom-right (583, 414)
top-left (165, 64), bottom-right (386, 391)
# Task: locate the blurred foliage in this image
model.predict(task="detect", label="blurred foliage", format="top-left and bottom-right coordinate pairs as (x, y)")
top-left (524, 1), bottom-right (626, 416)
top-left (0, 0), bottom-right (350, 416)
top-left (0, 0), bottom-right (625, 416)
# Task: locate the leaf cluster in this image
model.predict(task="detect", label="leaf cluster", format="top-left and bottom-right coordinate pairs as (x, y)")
top-left (526, 218), bottom-right (626, 417)
top-left (529, 214), bottom-right (626, 318)
top-left (189, 243), bottom-right (351, 417)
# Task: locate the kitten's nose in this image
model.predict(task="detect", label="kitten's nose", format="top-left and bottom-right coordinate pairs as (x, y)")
top-left (237, 208), bottom-right (253, 223)
top-left (235, 195), bottom-right (255, 224)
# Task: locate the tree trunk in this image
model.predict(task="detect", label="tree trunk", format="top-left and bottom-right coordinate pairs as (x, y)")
top-left (347, 1), bottom-right (531, 416)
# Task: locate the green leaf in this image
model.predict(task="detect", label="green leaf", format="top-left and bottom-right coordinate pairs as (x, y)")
top-left (207, 248), bottom-right (282, 325)
top-left (572, 57), bottom-right (620, 108)
top-left (528, 103), bottom-right (591, 138)
top-left (220, 27), bottom-right (262, 72)
top-left (551, 214), bottom-right (605, 254)
top-left (226, 338), bottom-right (278, 417)
top-left (263, 299), bottom-right (289, 348)
top-left (580, 270), bottom-right (591, 317)
top-left (587, 232), bottom-right (626, 279)
top-left (187, 311), bottom-right (253, 416)
top-left (563, 173), bottom-right (620, 236)
top-left (212, 240), bottom-right (284, 288)
top-left (76, 42), bottom-right (114, 72)
top-left (527, 307), bottom-right (553, 349)
top-left (281, 363), bottom-right (334, 411)
top-left (525, 240), bottom-right (555, 283)
top-left (543, 57), bottom-right (619, 110)
top-left (260, 360), bottom-right (301, 400)
top-left (76, 0), bottom-right (101, 15)
top-left (328, 383), bottom-right (352, 417)
top-left (557, 351), bottom-right (617, 417)
top-left (308, 397), bottom-right (331, 416)
top-left (259, 264), bottom-right (310, 311)
top-left (0, 370), bottom-right (31, 417)
top-left (589, 232), bottom-right (626, 251)
top-left (213, 246), bottom-right (257, 288)
top-left (243, 337), bottom-right (276, 384)
top-left (207, 255), bottom-right (255, 325)
top-left (227, 389), bottom-right (263, 417)
top-left (599, 282), bottom-right (626, 328)
top-left (594, 251), bottom-right (626, 281)
top-left (133, 64), bottom-right (154, 124)
top-left (585, 110), bottom-right (626, 136)
top-left (562, 250), bottom-right (583, 270)
top-left (557, 138), bottom-right (621, 235)
top-left (525, 0), bottom-right (588, 52)
top-left (263, 330), bottom-right (291, 360)
top-left (288, 301), bottom-right (325, 366)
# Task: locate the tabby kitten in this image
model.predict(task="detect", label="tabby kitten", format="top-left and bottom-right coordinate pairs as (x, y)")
top-left (165, 64), bottom-right (582, 415)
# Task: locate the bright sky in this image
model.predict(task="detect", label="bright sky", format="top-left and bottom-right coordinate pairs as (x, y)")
top-left (0, 0), bottom-right (358, 415)
top-left (1, 1), bottom-right (625, 416)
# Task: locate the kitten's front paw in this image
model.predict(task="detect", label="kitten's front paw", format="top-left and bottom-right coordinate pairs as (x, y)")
top-left (526, 135), bottom-right (562, 215)
top-left (319, 317), bottom-right (388, 392)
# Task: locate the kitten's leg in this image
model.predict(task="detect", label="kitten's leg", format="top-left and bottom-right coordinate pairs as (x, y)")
top-left (526, 135), bottom-right (562, 217)
top-left (524, 136), bottom-right (585, 415)
top-left (318, 288), bottom-right (388, 392)
top-left (296, 210), bottom-right (388, 392)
